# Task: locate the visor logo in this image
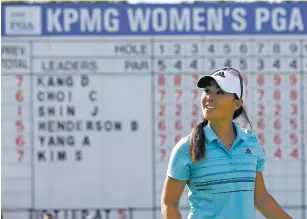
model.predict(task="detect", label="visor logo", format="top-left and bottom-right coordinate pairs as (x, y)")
top-left (214, 71), bottom-right (225, 78)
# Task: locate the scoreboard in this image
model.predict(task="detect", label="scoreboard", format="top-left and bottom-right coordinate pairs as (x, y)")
top-left (1, 2), bottom-right (307, 219)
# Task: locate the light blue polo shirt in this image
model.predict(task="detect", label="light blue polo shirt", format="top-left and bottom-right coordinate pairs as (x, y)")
top-left (167, 122), bottom-right (265, 219)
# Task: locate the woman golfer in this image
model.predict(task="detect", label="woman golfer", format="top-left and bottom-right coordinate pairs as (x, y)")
top-left (161, 68), bottom-right (292, 219)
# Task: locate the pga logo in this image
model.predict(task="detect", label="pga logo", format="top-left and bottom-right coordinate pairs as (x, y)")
top-left (11, 20), bottom-right (34, 31)
top-left (5, 6), bottom-right (42, 35)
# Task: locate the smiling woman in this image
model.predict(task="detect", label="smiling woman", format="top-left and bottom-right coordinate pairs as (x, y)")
top-left (200, 78), bottom-right (245, 138)
top-left (161, 68), bottom-right (293, 219)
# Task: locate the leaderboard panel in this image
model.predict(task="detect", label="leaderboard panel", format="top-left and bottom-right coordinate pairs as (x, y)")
top-left (2, 38), bottom-right (154, 219)
top-left (2, 2), bottom-right (307, 219)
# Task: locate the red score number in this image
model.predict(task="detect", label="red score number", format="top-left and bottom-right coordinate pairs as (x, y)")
top-left (290, 90), bottom-right (298, 101)
top-left (173, 75), bottom-right (182, 86)
top-left (15, 90), bottom-right (24, 102)
top-left (257, 89), bottom-right (264, 101)
top-left (274, 89), bottom-right (281, 101)
top-left (274, 134), bottom-right (282, 145)
top-left (175, 104), bottom-right (182, 117)
top-left (289, 133), bottom-right (298, 145)
top-left (157, 75), bottom-right (166, 86)
top-left (242, 75), bottom-right (248, 85)
top-left (160, 148), bottom-right (166, 161)
top-left (257, 118), bottom-right (265, 130)
top-left (16, 120), bottom-right (24, 132)
top-left (159, 134), bottom-right (166, 147)
top-left (289, 74), bottom-right (297, 85)
top-left (273, 74), bottom-right (281, 86)
top-left (158, 120), bottom-right (166, 131)
top-left (17, 75), bottom-right (23, 86)
top-left (257, 74), bottom-right (265, 86)
top-left (159, 104), bottom-right (166, 117)
top-left (174, 89), bottom-right (183, 101)
top-left (289, 119), bottom-right (297, 129)
top-left (118, 209), bottom-right (127, 219)
top-left (274, 119), bottom-right (281, 130)
top-left (17, 106), bottom-right (23, 117)
top-left (291, 104), bottom-right (298, 115)
top-left (258, 133), bottom-right (265, 145)
top-left (16, 136), bottom-right (25, 147)
top-left (174, 120), bottom-right (183, 131)
top-left (274, 148), bottom-right (282, 159)
top-left (290, 148), bottom-right (298, 159)
top-left (17, 150), bottom-right (24, 161)
top-left (257, 104), bottom-right (265, 116)
top-left (274, 104), bottom-right (281, 116)
top-left (159, 90), bottom-right (166, 101)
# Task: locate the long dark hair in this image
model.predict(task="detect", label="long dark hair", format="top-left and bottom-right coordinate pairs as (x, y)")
top-left (189, 95), bottom-right (251, 162)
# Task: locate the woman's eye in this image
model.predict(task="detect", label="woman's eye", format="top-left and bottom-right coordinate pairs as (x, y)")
top-left (204, 89), bottom-right (209, 93)
top-left (217, 91), bottom-right (224, 95)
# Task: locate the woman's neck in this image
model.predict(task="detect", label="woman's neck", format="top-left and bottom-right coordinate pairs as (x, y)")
top-left (208, 120), bottom-right (237, 148)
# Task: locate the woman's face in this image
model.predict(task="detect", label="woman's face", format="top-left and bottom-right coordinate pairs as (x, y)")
top-left (201, 80), bottom-right (241, 122)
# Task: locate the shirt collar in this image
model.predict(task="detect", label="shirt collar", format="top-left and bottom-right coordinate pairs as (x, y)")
top-left (203, 122), bottom-right (247, 144)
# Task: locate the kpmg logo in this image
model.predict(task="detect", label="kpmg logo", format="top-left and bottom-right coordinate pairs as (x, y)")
top-left (5, 6), bottom-right (42, 35)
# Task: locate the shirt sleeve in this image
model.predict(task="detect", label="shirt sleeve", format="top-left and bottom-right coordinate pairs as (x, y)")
top-left (166, 137), bottom-right (192, 180)
top-left (256, 137), bottom-right (265, 172)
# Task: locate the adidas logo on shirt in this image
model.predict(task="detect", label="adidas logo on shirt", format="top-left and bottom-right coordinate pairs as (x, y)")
top-left (245, 148), bottom-right (252, 154)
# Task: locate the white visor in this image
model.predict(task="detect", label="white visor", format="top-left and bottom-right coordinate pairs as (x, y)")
top-left (197, 68), bottom-right (247, 101)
